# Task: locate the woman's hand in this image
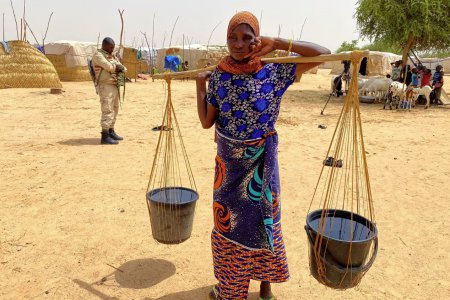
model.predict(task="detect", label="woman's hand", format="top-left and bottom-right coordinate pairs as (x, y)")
top-left (245, 36), bottom-right (277, 60)
top-left (197, 71), bottom-right (212, 82)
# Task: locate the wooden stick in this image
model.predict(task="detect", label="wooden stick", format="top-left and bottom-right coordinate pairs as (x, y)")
top-left (168, 16), bottom-right (179, 48)
top-left (22, 0), bottom-right (26, 41)
top-left (141, 31), bottom-right (153, 72)
top-left (42, 12), bottom-right (53, 52)
top-left (299, 17), bottom-right (307, 40)
top-left (118, 9), bottom-right (124, 47)
top-left (153, 51), bottom-right (369, 80)
top-left (162, 31), bottom-right (166, 48)
top-left (24, 20), bottom-right (41, 47)
top-left (206, 21), bottom-right (221, 52)
top-left (9, 0), bottom-right (19, 40)
top-left (2, 13), bottom-right (4, 41)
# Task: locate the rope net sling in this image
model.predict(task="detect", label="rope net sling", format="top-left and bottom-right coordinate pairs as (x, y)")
top-left (151, 52), bottom-right (377, 282)
top-left (305, 51), bottom-right (377, 289)
top-left (146, 77), bottom-right (197, 244)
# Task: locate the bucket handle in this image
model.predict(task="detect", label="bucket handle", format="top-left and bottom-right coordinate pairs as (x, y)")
top-left (304, 224), bottom-right (378, 274)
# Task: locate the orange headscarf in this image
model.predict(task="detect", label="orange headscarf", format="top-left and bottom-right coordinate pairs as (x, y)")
top-left (218, 11), bottom-right (264, 75)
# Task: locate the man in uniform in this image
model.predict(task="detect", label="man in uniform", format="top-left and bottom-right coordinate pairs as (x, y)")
top-left (92, 37), bottom-right (127, 144)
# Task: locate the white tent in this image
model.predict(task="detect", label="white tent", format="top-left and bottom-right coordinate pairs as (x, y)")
top-left (45, 41), bottom-right (97, 67)
top-left (329, 51), bottom-right (402, 76)
top-left (44, 41), bottom-right (97, 81)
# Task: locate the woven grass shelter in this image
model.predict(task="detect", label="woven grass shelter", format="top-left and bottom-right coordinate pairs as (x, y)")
top-left (0, 40), bottom-right (62, 89)
top-left (156, 45), bottom-right (228, 71)
top-left (46, 54), bottom-right (91, 81)
top-left (122, 47), bottom-right (149, 80)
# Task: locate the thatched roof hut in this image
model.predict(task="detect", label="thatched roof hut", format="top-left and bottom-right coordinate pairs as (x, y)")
top-left (156, 44), bottom-right (228, 71)
top-left (0, 40), bottom-right (62, 89)
top-left (122, 47), bottom-right (150, 79)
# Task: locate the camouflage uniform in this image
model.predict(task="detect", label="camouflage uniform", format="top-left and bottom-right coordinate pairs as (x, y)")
top-left (92, 49), bottom-right (127, 130)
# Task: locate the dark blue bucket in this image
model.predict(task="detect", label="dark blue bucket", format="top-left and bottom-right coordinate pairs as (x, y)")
top-left (146, 187), bottom-right (198, 244)
top-left (305, 209), bottom-right (378, 289)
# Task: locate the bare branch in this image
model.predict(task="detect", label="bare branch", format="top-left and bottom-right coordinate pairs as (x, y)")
top-left (162, 31), bottom-right (166, 48)
top-left (151, 13), bottom-right (155, 49)
top-left (141, 31), bottom-right (153, 72)
top-left (118, 9), bottom-right (125, 48)
top-left (9, 0), bottom-right (19, 39)
top-left (42, 11), bottom-right (53, 49)
top-left (299, 17), bottom-right (307, 40)
top-left (22, 0), bottom-right (26, 41)
top-left (2, 13), bottom-right (5, 41)
top-left (207, 21), bottom-right (222, 52)
top-left (24, 20), bottom-right (41, 48)
top-left (168, 16), bottom-right (179, 48)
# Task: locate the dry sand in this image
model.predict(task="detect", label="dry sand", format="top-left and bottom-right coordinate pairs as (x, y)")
top-left (1, 70), bottom-right (449, 299)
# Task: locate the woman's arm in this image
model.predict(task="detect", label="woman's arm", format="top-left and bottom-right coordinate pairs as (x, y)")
top-left (196, 71), bottom-right (219, 129)
top-left (247, 37), bottom-right (331, 75)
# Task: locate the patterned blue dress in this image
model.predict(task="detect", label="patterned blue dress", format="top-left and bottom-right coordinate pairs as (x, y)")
top-left (206, 63), bottom-right (297, 140)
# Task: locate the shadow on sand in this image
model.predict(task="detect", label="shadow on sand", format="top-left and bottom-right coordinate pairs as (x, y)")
top-left (114, 258), bottom-right (176, 289)
top-left (58, 138), bottom-right (100, 146)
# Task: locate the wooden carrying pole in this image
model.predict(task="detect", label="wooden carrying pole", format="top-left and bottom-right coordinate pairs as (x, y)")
top-left (153, 51), bottom-right (369, 80)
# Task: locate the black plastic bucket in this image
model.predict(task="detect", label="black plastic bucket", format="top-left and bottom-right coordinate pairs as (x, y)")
top-left (305, 209), bottom-right (378, 289)
top-left (146, 187), bottom-right (198, 244)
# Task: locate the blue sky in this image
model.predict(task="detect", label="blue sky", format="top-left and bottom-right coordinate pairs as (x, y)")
top-left (1, 0), bottom-right (364, 51)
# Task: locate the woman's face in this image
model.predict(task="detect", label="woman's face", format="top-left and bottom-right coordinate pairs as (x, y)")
top-left (227, 24), bottom-right (256, 61)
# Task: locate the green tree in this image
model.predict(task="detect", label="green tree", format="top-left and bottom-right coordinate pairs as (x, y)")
top-left (355, 0), bottom-right (450, 65)
top-left (336, 39), bottom-right (360, 53)
top-left (361, 39), bottom-right (402, 54)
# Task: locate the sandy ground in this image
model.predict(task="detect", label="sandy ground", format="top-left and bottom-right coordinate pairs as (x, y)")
top-left (1, 69), bottom-right (449, 300)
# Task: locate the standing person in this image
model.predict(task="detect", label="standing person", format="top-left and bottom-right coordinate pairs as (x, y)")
top-left (432, 65), bottom-right (444, 105)
top-left (183, 61), bottom-right (190, 71)
top-left (405, 67), bottom-right (419, 104)
top-left (196, 11), bottom-right (330, 300)
top-left (421, 68), bottom-right (432, 87)
top-left (92, 37), bottom-right (127, 145)
top-left (391, 60), bottom-right (402, 82)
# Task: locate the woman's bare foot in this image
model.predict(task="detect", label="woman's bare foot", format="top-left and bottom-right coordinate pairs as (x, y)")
top-left (260, 281), bottom-right (274, 299)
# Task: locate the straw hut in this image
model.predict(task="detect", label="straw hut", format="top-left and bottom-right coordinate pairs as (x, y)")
top-left (0, 40), bottom-right (62, 89)
top-left (156, 44), bottom-right (228, 71)
top-left (122, 47), bottom-right (149, 80)
top-left (45, 41), bottom-right (97, 82)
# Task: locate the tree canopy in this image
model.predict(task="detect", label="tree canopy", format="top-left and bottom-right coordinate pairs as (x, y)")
top-left (355, 0), bottom-right (450, 62)
top-left (336, 40), bottom-right (360, 53)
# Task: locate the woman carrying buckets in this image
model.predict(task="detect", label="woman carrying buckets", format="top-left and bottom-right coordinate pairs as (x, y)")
top-left (195, 11), bottom-right (330, 300)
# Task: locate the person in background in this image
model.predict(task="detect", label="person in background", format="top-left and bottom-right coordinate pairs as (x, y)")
top-left (405, 67), bottom-right (419, 106)
top-left (420, 68), bottom-right (432, 87)
top-left (182, 61), bottom-right (190, 71)
top-left (92, 37), bottom-right (127, 145)
top-left (391, 60), bottom-right (402, 82)
top-left (432, 65), bottom-right (444, 105)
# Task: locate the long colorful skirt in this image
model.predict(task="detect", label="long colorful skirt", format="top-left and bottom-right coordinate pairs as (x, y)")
top-left (212, 130), bottom-right (289, 300)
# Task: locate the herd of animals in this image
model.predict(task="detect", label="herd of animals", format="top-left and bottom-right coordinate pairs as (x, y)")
top-left (331, 72), bottom-right (439, 110)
